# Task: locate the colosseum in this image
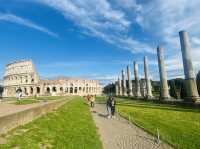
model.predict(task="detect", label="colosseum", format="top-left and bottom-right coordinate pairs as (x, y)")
top-left (3, 60), bottom-right (102, 97)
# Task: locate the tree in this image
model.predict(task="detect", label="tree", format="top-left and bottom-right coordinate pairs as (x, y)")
top-left (196, 71), bottom-right (200, 95)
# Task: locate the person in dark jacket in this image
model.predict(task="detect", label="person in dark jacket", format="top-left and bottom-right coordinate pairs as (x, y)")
top-left (106, 96), bottom-right (112, 118)
top-left (110, 97), bottom-right (116, 118)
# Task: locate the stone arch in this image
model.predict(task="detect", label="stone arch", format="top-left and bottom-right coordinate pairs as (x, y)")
top-left (89, 87), bottom-right (91, 93)
top-left (86, 87), bottom-right (89, 93)
top-left (65, 87), bottom-right (68, 93)
top-left (24, 87), bottom-right (28, 95)
top-left (37, 87), bottom-right (40, 94)
top-left (30, 87), bottom-right (33, 94)
top-left (70, 87), bottom-right (73, 94)
top-left (46, 87), bottom-right (50, 94)
top-left (52, 86), bottom-right (57, 92)
top-left (60, 87), bottom-right (63, 92)
top-left (74, 87), bottom-right (78, 94)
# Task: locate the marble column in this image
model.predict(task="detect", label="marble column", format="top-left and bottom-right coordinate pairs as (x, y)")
top-left (134, 62), bottom-right (141, 98)
top-left (144, 56), bottom-right (153, 99)
top-left (127, 65), bottom-right (133, 96)
top-left (157, 46), bottom-right (170, 99)
top-left (118, 77), bottom-right (122, 96)
top-left (122, 70), bottom-right (127, 96)
top-left (115, 81), bottom-right (119, 96)
top-left (179, 31), bottom-right (199, 102)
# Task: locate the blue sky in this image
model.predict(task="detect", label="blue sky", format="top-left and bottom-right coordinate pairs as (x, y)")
top-left (0, 0), bottom-right (200, 85)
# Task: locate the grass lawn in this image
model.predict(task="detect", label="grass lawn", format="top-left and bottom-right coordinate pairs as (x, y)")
top-left (15, 99), bottom-right (39, 105)
top-left (95, 96), bottom-right (108, 103)
top-left (98, 96), bottom-right (200, 149)
top-left (0, 96), bottom-right (102, 149)
top-left (11, 96), bottom-right (68, 105)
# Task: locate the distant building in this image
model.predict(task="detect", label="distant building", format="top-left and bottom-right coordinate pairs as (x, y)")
top-left (3, 60), bottom-right (102, 97)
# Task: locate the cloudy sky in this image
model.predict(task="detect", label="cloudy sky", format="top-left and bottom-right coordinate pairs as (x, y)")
top-left (0, 0), bottom-right (200, 84)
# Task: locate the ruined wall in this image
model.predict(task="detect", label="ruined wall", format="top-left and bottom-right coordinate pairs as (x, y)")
top-left (3, 60), bottom-right (102, 97)
top-left (0, 99), bottom-right (68, 135)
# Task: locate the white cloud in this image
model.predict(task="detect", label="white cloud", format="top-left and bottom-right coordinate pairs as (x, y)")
top-left (114, 0), bottom-right (142, 11)
top-left (133, 0), bottom-right (200, 79)
top-left (30, 0), bottom-right (154, 54)
top-left (0, 13), bottom-right (59, 38)
top-left (4, 0), bottom-right (200, 80)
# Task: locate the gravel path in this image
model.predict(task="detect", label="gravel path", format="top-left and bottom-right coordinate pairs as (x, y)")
top-left (91, 104), bottom-right (173, 149)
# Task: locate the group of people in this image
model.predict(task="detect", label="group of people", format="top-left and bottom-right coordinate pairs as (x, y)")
top-left (84, 95), bottom-right (96, 108)
top-left (84, 95), bottom-right (116, 119)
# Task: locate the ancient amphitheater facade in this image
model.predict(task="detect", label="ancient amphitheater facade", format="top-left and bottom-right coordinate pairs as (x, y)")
top-left (3, 60), bottom-right (102, 97)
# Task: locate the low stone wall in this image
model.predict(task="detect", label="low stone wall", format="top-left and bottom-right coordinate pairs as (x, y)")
top-left (0, 99), bottom-right (69, 135)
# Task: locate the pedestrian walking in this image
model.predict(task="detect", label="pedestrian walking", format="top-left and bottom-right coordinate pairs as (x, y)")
top-left (90, 95), bottom-right (95, 108)
top-left (110, 97), bottom-right (116, 118)
top-left (106, 96), bottom-right (112, 118)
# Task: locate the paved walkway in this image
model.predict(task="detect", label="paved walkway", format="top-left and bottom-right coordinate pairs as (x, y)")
top-left (0, 100), bottom-right (62, 117)
top-left (91, 104), bottom-right (173, 149)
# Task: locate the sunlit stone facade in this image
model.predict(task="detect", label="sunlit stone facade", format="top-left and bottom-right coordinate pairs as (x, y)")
top-left (3, 60), bottom-right (102, 97)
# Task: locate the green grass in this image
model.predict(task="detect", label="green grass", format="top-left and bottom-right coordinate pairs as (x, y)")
top-left (0, 96), bottom-right (102, 149)
top-left (15, 99), bottom-right (39, 105)
top-left (12, 96), bottom-right (68, 105)
top-left (100, 96), bottom-right (200, 149)
top-left (95, 96), bottom-right (108, 103)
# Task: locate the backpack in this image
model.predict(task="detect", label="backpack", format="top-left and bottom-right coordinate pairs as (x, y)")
top-left (111, 99), bottom-right (115, 107)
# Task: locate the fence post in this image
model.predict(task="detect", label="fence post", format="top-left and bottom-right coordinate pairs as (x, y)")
top-left (157, 128), bottom-right (160, 144)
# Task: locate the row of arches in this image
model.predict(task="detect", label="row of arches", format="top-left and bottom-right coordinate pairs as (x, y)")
top-left (14, 86), bottom-right (100, 97)
top-left (5, 75), bottom-right (35, 85)
top-left (44, 86), bottom-right (98, 94)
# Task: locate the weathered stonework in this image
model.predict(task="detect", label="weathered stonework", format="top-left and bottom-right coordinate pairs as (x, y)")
top-left (118, 77), bottom-right (122, 96)
top-left (134, 61), bottom-right (141, 98)
top-left (3, 60), bottom-right (102, 97)
top-left (127, 65), bottom-right (133, 96)
top-left (179, 31), bottom-right (199, 102)
top-left (157, 46), bottom-right (170, 99)
top-left (140, 79), bottom-right (147, 97)
top-left (144, 56), bottom-right (153, 99)
top-left (122, 70), bottom-right (127, 96)
top-left (115, 81), bottom-right (119, 96)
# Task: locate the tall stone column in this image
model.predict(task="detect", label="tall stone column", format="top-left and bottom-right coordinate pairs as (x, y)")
top-left (122, 70), bottom-right (127, 96)
top-left (157, 46), bottom-right (170, 99)
top-left (127, 65), bottom-right (133, 96)
top-left (144, 56), bottom-right (153, 99)
top-left (118, 77), bottom-right (122, 96)
top-left (134, 62), bottom-right (141, 98)
top-left (115, 81), bottom-right (119, 96)
top-left (179, 31), bottom-right (199, 102)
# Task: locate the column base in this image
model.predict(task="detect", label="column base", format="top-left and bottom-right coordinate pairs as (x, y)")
top-left (159, 96), bottom-right (171, 100)
top-left (134, 96), bottom-right (142, 99)
top-left (145, 95), bottom-right (153, 100)
top-left (184, 79), bottom-right (199, 103)
top-left (128, 93), bottom-right (133, 97)
top-left (184, 96), bottom-right (200, 103)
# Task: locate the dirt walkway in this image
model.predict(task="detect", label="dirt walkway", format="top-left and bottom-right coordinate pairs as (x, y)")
top-left (91, 104), bottom-right (173, 149)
